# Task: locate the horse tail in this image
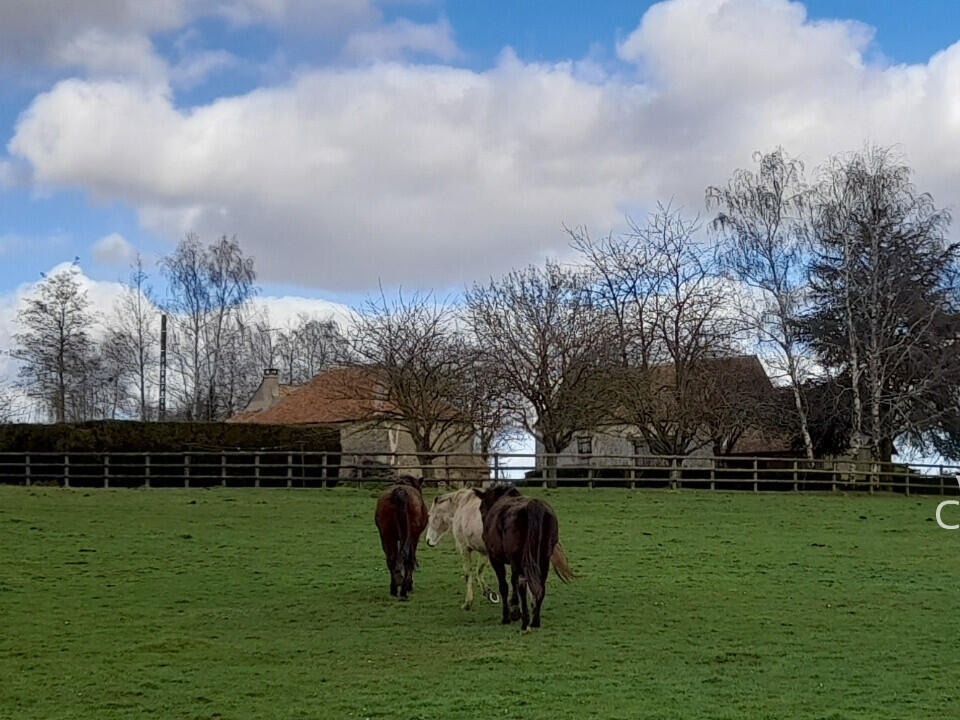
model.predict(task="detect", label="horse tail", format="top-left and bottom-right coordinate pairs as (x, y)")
top-left (523, 501), bottom-right (551, 601)
top-left (551, 542), bottom-right (576, 583)
top-left (391, 490), bottom-right (412, 572)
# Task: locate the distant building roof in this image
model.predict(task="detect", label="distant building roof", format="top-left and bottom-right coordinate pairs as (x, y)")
top-left (229, 366), bottom-right (391, 425)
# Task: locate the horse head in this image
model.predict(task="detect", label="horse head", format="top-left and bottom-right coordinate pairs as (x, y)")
top-left (425, 493), bottom-right (456, 547)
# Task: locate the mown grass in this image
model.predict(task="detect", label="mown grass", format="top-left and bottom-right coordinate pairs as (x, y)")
top-left (1, 485), bottom-right (958, 719)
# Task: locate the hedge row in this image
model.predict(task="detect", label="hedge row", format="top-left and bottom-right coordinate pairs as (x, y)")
top-left (0, 420), bottom-right (340, 453)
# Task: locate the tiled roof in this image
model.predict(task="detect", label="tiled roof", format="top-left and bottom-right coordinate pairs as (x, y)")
top-left (229, 366), bottom-right (391, 425)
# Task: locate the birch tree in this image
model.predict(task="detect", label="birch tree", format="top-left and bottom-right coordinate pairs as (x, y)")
top-left (11, 266), bottom-right (94, 422)
top-left (803, 145), bottom-right (960, 462)
top-left (707, 148), bottom-right (817, 457)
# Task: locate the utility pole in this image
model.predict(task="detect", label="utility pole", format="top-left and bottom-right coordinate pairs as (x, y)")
top-left (159, 313), bottom-right (167, 421)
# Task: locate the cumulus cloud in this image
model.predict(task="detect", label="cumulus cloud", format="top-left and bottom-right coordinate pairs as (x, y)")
top-left (0, 0), bottom-right (402, 87)
top-left (0, 262), bottom-right (351, 393)
top-left (344, 18), bottom-right (461, 61)
top-left (92, 233), bottom-right (138, 266)
top-left (7, 0), bottom-right (960, 291)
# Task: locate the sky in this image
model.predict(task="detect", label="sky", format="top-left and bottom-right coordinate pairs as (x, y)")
top-left (2, 0), bottom-right (960, 356)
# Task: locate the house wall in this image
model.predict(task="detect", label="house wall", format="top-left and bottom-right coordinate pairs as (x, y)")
top-left (339, 422), bottom-right (487, 482)
top-left (536, 425), bottom-right (715, 470)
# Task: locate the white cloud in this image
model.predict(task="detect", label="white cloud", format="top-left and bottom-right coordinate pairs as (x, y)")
top-left (54, 29), bottom-right (170, 86)
top-left (170, 49), bottom-right (239, 89)
top-left (92, 233), bottom-right (138, 266)
top-left (0, 263), bottom-right (352, 395)
top-left (0, 0), bottom-right (401, 86)
top-left (252, 294), bottom-right (353, 331)
top-left (344, 18), bottom-right (461, 61)
top-left (7, 0), bottom-right (960, 291)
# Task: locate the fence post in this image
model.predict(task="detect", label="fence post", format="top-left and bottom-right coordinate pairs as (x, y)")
top-left (493, 454), bottom-right (500, 482)
top-left (64, 454), bottom-right (70, 488)
top-left (287, 453), bottom-right (293, 489)
top-left (254, 452), bottom-right (260, 488)
top-left (792, 459), bottom-right (798, 492)
top-left (184, 454), bottom-right (190, 489)
top-left (587, 465), bottom-right (594, 490)
top-left (103, 455), bottom-right (110, 489)
top-left (939, 466), bottom-right (944, 496)
top-left (831, 460), bottom-right (837, 492)
top-left (709, 459), bottom-right (715, 491)
top-left (221, 453), bottom-right (227, 487)
top-left (630, 464), bottom-right (636, 491)
top-left (905, 472), bottom-right (910, 497)
top-left (145, 454), bottom-right (151, 489)
top-left (24, 453), bottom-right (30, 487)
top-left (753, 458), bottom-right (758, 493)
top-left (321, 453), bottom-right (327, 489)
top-left (670, 457), bottom-right (678, 490)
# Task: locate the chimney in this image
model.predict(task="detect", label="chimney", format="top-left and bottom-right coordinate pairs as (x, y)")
top-left (263, 368), bottom-right (280, 400)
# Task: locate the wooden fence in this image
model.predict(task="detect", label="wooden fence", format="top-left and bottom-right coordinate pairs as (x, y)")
top-left (1, 451), bottom-right (959, 495)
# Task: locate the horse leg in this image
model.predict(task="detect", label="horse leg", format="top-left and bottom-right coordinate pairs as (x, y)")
top-left (491, 560), bottom-right (511, 624)
top-left (517, 573), bottom-right (531, 632)
top-left (457, 546), bottom-right (473, 610)
top-left (509, 567), bottom-right (521, 622)
top-left (531, 562), bottom-right (549, 628)
top-left (379, 531), bottom-right (400, 597)
top-left (400, 545), bottom-right (415, 600)
top-left (475, 556), bottom-right (496, 602)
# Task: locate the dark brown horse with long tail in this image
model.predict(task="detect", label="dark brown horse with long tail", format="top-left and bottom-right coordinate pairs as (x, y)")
top-left (475, 485), bottom-right (574, 631)
top-left (374, 475), bottom-right (428, 600)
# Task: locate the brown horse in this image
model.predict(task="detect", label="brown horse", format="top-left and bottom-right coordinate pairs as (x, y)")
top-left (374, 475), bottom-right (428, 600)
top-left (475, 485), bottom-right (574, 631)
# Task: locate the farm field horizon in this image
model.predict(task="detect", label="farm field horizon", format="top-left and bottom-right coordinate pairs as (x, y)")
top-left (2, 485), bottom-right (958, 719)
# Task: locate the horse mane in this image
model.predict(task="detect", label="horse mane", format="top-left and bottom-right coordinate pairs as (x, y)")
top-left (395, 474), bottom-right (423, 491)
top-left (473, 483), bottom-right (520, 514)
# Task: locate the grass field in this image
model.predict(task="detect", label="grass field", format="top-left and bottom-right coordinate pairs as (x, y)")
top-left (1, 485), bottom-right (958, 719)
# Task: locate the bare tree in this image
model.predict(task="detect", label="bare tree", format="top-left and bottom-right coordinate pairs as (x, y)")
top-left (707, 148), bottom-right (817, 458)
top-left (110, 255), bottom-right (158, 420)
top-left (803, 145), bottom-right (960, 461)
top-left (0, 384), bottom-right (20, 424)
top-left (460, 349), bottom-right (517, 462)
top-left (160, 234), bottom-right (258, 419)
top-left (11, 266), bottom-right (95, 422)
top-left (349, 292), bottom-right (477, 479)
top-left (573, 204), bottom-right (741, 456)
top-left (465, 261), bottom-right (617, 476)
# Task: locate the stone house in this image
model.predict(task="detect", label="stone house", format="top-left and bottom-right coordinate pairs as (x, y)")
top-left (229, 367), bottom-right (486, 481)
top-left (539, 355), bottom-right (792, 470)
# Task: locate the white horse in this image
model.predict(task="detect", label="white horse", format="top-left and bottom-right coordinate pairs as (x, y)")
top-left (425, 489), bottom-right (500, 609)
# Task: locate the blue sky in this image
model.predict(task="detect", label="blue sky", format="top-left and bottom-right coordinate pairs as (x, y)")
top-left (1, 0), bottom-right (960, 308)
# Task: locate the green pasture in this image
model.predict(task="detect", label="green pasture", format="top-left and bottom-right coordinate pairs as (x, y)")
top-left (1, 485), bottom-right (958, 719)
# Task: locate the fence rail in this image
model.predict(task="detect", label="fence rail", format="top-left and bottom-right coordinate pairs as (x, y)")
top-left (1, 450), bottom-right (959, 495)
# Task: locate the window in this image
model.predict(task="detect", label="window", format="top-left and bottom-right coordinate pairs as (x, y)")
top-left (577, 435), bottom-right (593, 456)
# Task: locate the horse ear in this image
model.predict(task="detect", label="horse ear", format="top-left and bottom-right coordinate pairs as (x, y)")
top-left (472, 488), bottom-right (485, 500)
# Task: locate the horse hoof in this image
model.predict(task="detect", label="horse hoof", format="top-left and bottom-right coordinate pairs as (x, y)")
top-left (501, 616), bottom-right (512, 625)
top-left (521, 626), bottom-right (532, 634)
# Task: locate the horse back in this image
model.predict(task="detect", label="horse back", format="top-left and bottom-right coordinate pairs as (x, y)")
top-left (375, 483), bottom-right (427, 538)
top-left (483, 497), bottom-right (558, 562)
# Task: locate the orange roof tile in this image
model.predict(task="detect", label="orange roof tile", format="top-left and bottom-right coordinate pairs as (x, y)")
top-left (229, 366), bottom-right (391, 425)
